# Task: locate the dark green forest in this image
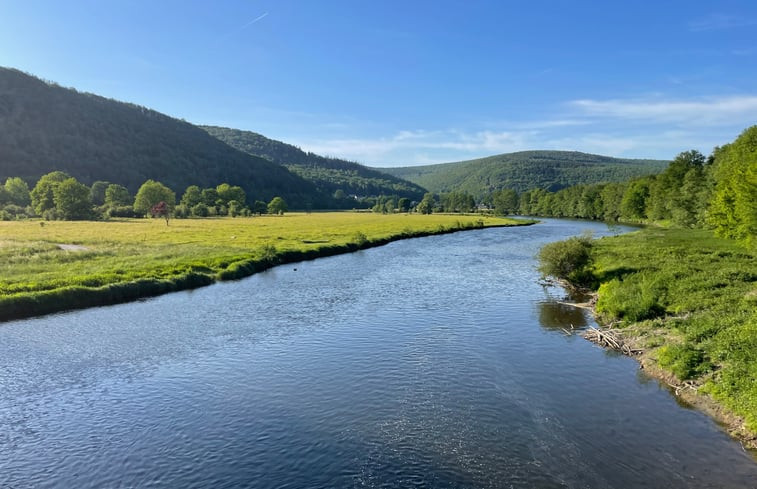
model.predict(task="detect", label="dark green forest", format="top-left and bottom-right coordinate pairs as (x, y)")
top-left (379, 150), bottom-right (669, 198)
top-left (0, 68), bottom-right (325, 208)
top-left (201, 126), bottom-right (427, 201)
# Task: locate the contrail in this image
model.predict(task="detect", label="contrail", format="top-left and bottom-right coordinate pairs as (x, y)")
top-left (240, 12), bottom-right (269, 30)
top-left (214, 11), bottom-right (269, 44)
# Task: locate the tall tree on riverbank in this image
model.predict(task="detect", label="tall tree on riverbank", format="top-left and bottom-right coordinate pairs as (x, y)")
top-left (708, 126), bottom-right (757, 246)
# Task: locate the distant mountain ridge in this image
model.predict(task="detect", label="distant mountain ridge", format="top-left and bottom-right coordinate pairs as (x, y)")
top-left (377, 151), bottom-right (669, 197)
top-left (0, 66), bottom-right (669, 208)
top-left (201, 126), bottom-right (427, 201)
top-left (0, 67), bottom-right (324, 206)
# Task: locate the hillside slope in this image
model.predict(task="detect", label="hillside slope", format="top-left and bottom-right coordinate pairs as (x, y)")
top-left (0, 67), bottom-right (322, 206)
top-left (201, 126), bottom-right (427, 201)
top-left (378, 151), bottom-right (668, 197)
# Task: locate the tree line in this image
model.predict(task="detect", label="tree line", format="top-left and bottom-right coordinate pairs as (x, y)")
top-left (0, 169), bottom-right (486, 220)
top-left (491, 126), bottom-right (756, 246)
top-left (0, 171), bottom-right (290, 221)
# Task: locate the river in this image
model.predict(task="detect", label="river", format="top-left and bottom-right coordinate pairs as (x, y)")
top-left (1, 218), bottom-right (756, 488)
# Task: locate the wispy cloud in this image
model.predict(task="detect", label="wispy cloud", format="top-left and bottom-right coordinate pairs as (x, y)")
top-left (299, 129), bottom-right (538, 165)
top-left (214, 12), bottom-right (269, 44)
top-left (569, 95), bottom-right (757, 126)
top-left (240, 12), bottom-right (269, 30)
top-left (279, 94), bottom-right (757, 166)
top-left (688, 14), bottom-right (757, 32)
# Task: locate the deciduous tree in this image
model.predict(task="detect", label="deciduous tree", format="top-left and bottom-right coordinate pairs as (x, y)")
top-left (267, 196), bottom-right (287, 215)
top-left (31, 171), bottom-right (69, 215)
top-left (54, 177), bottom-right (93, 220)
top-left (134, 180), bottom-right (175, 216)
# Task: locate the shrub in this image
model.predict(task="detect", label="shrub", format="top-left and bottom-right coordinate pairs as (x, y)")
top-left (656, 343), bottom-right (712, 380)
top-left (595, 272), bottom-right (666, 322)
top-left (107, 206), bottom-right (137, 218)
top-left (353, 231), bottom-right (368, 247)
top-left (537, 235), bottom-right (594, 284)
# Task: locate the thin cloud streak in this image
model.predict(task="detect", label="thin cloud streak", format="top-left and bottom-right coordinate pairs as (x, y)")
top-left (688, 14), bottom-right (757, 32)
top-left (213, 12), bottom-right (269, 44)
top-left (240, 12), bottom-right (269, 30)
top-left (570, 96), bottom-right (757, 125)
top-left (290, 94), bottom-right (757, 166)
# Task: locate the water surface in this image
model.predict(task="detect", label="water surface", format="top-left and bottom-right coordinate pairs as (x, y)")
top-left (2, 218), bottom-right (756, 488)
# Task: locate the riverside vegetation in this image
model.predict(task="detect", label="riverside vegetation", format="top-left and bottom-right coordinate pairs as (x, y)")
top-left (537, 126), bottom-right (757, 446)
top-left (0, 213), bottom-right (528, 322)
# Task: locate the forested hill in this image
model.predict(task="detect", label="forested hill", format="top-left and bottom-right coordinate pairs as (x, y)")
top-left (377, 151), bottom-right (668, 197)
top-left (0, 67), bottom-right (323, 206)
top-left (201, 126), bottom-right (427, 201)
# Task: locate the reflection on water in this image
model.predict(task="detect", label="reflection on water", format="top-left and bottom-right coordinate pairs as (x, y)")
top-left (1, 218), bottom-right (756, 488)
top-left (537, 300), bottom-right (590, 330)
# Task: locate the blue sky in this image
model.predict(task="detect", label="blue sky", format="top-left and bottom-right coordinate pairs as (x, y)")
top-left (2, 0), bottom-right (756, 166)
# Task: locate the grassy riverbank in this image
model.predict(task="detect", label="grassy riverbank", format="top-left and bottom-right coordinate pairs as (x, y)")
top-left (0, 212), bottom-right (529, 321)
top-left (584, 228), bottom-right (757, 445)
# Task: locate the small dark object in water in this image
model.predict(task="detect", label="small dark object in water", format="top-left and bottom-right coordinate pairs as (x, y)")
top-left (293, 268), bottom-right (297, 271)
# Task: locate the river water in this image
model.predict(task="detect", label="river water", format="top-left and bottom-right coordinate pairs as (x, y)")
top-left (1, 218), bottom-right (756, 488)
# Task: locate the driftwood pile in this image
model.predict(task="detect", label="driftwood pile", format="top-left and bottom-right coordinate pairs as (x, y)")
top-left (582, 326), bottom-right (642, 356)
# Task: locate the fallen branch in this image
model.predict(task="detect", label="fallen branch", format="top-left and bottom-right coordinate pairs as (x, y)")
top-left (582, 326), bottom-right (642, 356)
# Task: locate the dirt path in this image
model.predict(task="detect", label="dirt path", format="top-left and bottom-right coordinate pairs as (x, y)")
top-left (57, 244), bottom-right (89, 251)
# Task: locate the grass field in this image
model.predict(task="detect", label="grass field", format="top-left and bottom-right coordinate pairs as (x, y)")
top-left (588, 228), bottom-right (757, 438)
top-left (0, 212), bottom-right (529, 321)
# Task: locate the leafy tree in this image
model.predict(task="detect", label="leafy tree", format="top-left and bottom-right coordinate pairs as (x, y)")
top-left (173, 204), bottom-right (189, 219)
top-left (105, 184), bottom-right (132, 207)
top-left (134, 180), bottom-right (175, 216)
top-left (416, 192), bottom-right (435, 214)
top-left (227, 200), bottom-right (243, 217)
top-left (708, 126), bottom-right (757, 245)
top-left (150, 201), bottom-right (171, 225)
top-left (397, 197), bottom-right (411, 212)
top-left (90, 181), bottom-right (110, 206)
top-left (492, 189), bottom-right (519, 215)
top-left (4, 177), bottom-right (31, 207)
top-left (620, 179), bottom-right (650, 220)
top-left (31, 171), bottom-right (69, 214)
top-left (671, 166), bottom-right (708, 227)
top-left (440, 191), bottom-right (475, 213)
top-left (54, 177), bottom-right (92, 220)
top-left (252, 200), bottom-right (267, 215)
top-left (371, 195), bottom-right (386, 213)
top-left (384, 199), bottom-right (396, 213)
top-left (191, 202), bottom-right (209, 217)
top-left (600, 183), bottom-right (625, 221)
top-left (216, 183), bottom-right (246, 206)
top-left (180, 185), bottom-right (203, 208)
top-left (267, 196), bottom-right (287, 215)
top-left (201, 188), bottom-right (219, 207)
top-left (578, 185), bottom-right (603, 220)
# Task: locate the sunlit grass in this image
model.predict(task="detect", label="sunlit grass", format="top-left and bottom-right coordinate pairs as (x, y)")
top-left (590, 228), bottom-right (757, 431)
top-left (0, 212), bottom-right (529, 319)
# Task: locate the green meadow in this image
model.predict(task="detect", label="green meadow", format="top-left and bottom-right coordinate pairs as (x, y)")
top-left (0, 212), bottom-right (528, 321)
top-left (589, 228), bottom-right (757, 436)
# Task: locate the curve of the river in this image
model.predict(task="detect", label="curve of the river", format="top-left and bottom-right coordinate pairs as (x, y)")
top-left (1, 218), bottom-right (756, 488)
